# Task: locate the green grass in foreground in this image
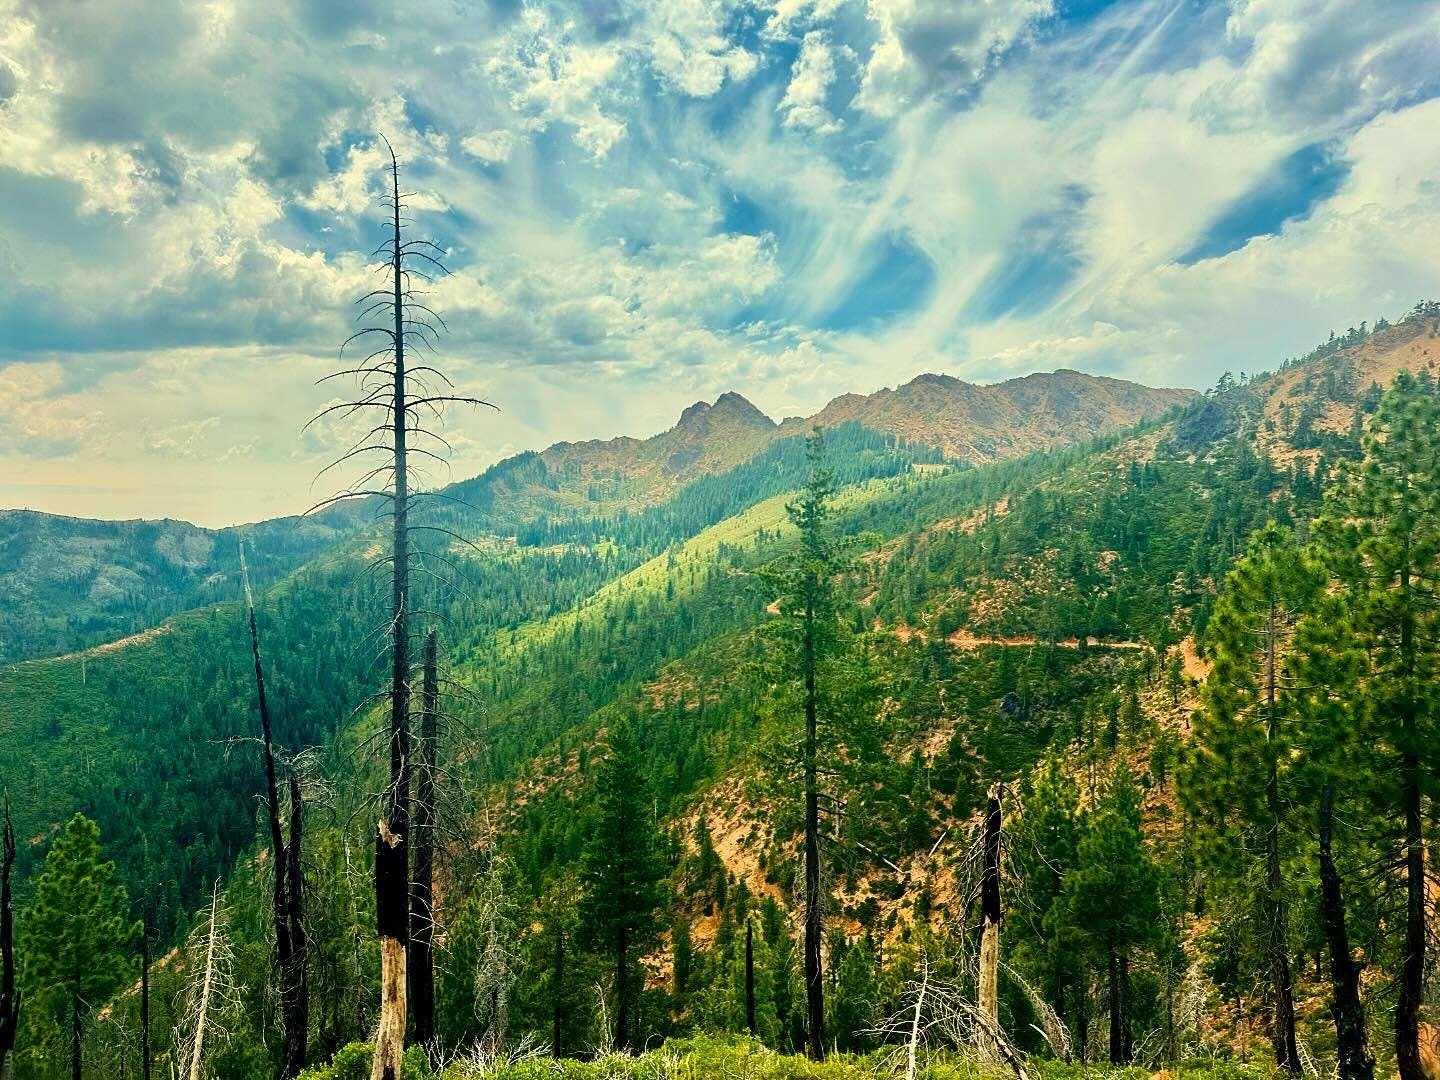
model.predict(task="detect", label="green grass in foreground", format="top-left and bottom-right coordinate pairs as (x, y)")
top-left (299, 1035), bottom-right (1282, 1080)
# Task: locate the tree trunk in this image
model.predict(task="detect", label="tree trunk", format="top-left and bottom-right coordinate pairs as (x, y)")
top-left (1076, 980), bottom-right (1089, 1065)
top-left (1107, 950), bottom-right (1123, 1065)
top-left (1119, 954), bottom-right (1132, 1065)
top-left (0, 800), bottom-right (19, 1080)
top-left (140, 917), bottom-right (150, 1080)
top-left (284, 772), bottom-right (308, 1076)
top-left (745, 918), bottom-right (757, 1038)
top-left (1320, 785), bottom-right (1374, 1080)
top-left (409, 630), bottom-right (438, 1050)
top-left (551, 924), bottom-right (564, 1058)
top-left (1263, 601), bottom-right (1301, 1073)
top-left (242, 542), bottom-right (307, 1077)
top-left (803, 606), bottom-right (825, 1060)
top-left (372, 141), bottom-right (412, 1080)
top-left (1396, 565), bottom-right (1424, 1080)
top-left (71, 990), bottom-right (81, 1080)
top-left (614, 925), bottom-right (629, 1053)
top-left (978, 784), bottom-right (1003, 1058)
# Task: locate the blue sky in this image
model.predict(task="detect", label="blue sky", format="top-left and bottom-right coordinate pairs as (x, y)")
top-left (1, 0), bottom-right (1439, 524)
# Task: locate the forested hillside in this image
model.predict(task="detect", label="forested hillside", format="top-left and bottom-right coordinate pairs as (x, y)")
top-left (3, 302), bottom-right (1440, 1080)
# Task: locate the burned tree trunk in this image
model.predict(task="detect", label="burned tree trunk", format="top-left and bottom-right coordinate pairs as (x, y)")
top-left (409, 629), bottom-right (438, 1050)
top-left (370, 140), bottom-right (415, 1080)
top-left (285, 772), bottom-right (308, 1074)
top-left (1320, 784), bottom-right (1374, 1080)
top-left (241, 542), bottom-right (307, 1077)
top-left (0, 798), bottom-right (19, 1080)
top-left (978, 783), bottom-right (1003, 1056)
top-left (313, 137), bottom-right (492, 1080)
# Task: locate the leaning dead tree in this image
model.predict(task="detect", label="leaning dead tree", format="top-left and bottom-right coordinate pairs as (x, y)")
top-left (241, 541), bottom-right (309, 1076)
top-left (309, 136), bottom-right (492, 1080)
top-left (1, 797), bottom-right (19, 1080)
top-left (178, 882), bottom-right (239, 1080)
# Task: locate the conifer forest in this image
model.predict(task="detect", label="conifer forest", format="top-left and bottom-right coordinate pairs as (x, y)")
top-left (3, 3), bottom-right (1440, 1079)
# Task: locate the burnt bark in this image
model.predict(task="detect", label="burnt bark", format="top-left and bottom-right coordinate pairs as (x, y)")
top-left (978, 783), bottom-right (1003, 1055)
top-left (1320, 784), bottom-right (1374, 1080)
top-left (372, 140), bottom-right (412, 1080)
top-left (409, 629), bottom-right (438, 1050)
top-left (242, 542), bottom-right (308, 1077)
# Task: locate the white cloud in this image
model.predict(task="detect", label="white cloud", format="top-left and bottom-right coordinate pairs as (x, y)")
top-left (780, 31), bottom-right (841, 132)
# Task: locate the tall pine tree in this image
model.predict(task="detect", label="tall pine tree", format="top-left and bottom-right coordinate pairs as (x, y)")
top-left (1063, 764), bottom-right (1159, 1065)
top-left (1301, 373), bottom-right (1440, 1080)
top-left (1183, 522), bottom-right (1321, 1072)
top-left (27, 814), bottom-right (136, 1080)
top-left (581, 717), bottom-right (665, 1052)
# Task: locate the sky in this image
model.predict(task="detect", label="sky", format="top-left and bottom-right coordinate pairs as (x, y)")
top-left (2, 0), bottom-right (1439, 526)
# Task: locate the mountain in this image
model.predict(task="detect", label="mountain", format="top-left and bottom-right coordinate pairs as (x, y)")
top-left (4, 306), bottom-right (1438, 1074)
top-left (789, 368), bottom-right (1196, 460)
top-left (0, 369), bottom-right (1195, 664)
top-left (0, 503), bottom-right (369, 664)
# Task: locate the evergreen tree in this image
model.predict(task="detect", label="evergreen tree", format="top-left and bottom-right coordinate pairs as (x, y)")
top-left (1010, 754), bottom-right (1085, 1044)
top-left (27, 814), bottom-right (136, 1080)
top-left (1301, 374), bottom-right (1440, 1080)
top-left (1183, 523), bottom-right (1321, 1072)
top-left (581, 717), bottom-right (665, 1052)
top-left (1063, 764), bottom-right (1158, 1065)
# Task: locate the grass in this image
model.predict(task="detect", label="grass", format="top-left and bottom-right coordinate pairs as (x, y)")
top-left (297, 1036), bottom-right (1283, 1080)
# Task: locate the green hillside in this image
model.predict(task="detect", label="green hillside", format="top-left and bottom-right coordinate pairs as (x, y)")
top-left (5, 307), bottom-right (1440, 1079)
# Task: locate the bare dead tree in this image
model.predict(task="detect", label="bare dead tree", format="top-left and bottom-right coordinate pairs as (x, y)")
top-left (178, 882), bottom-right (238, 1080)
top-left (309, 137), bottom-right (493, 1080)
top-left (977, 783), bottom-right (1003, 1058)
top-left (0, 796), bottom-right (19, 1080)
top-left (409, 629), bottom-right (439, 1051)
top-left (241, 541), bottom-right (309, 1076)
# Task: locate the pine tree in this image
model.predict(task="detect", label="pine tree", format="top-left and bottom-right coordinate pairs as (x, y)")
top-left (581, 717), bottom-right (665, 1052)
top-left (1063, 764), bottom-right (1159, 1065)
top-left (754, 428), bottom-right (875, 1060)
top-left (1183, 523), bottom-right (1321, 1072)
top-left (1301, 373), bottom-right (1440, 1080)
top-left (27, 814), bottom-right (136, 1080)
top-left (1011, 754), bottom-right (1084, 1047)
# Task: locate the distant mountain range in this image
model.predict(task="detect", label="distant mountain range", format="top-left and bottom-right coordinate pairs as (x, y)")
top-left (0, 367), bottom-right (1195, 664)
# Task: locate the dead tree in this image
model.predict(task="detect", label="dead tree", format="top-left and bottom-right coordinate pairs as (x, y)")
top-left (1320, 784), bottom-right (1374, 1080)
top-left (309, 138), bottom-right (492, 1080)
top-left (0, 797), bottom-right (19, 1080)
top-left (977, 784), bottom-right (1003, 1058)
top-left (241, 541), bottom-right (309, 1076)
top-left (178, 882), bottom-right (238, 1080)
top-left (409, 629), bottom-right (439, 1050)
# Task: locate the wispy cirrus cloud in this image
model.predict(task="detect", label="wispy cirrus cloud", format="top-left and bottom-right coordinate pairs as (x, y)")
top-left (1, 0), bottom-right (1439, 524)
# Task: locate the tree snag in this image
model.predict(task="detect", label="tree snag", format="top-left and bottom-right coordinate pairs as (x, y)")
top-left (409, 628), bottom-right (439, 1051)
top-left (978, 782), bottom-right (1003, 1061)
top-left (241, 540), bottom-right (308, 1076)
